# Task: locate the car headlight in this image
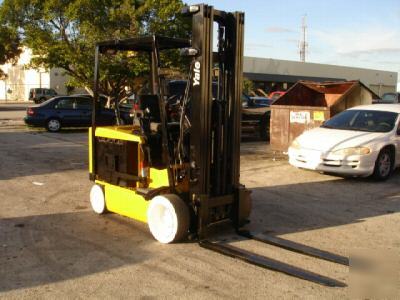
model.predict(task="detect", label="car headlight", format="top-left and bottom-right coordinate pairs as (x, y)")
top-left (290, 139), bottom-right (301, 150)
top-left (332, 147), bottom-right (371, 156)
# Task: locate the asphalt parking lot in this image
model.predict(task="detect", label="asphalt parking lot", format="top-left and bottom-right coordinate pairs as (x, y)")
top-left (1, 118), bottom-right (400, 298)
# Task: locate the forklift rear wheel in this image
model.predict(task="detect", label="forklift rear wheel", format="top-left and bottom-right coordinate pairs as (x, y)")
top-left (90, 184), bottom-right (106, 214)
top-left (147, 194), bottom-right (189, 244)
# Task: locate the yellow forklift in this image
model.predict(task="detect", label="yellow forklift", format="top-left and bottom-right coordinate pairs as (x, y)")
top-left (89, 4), bottom-right (348, 287)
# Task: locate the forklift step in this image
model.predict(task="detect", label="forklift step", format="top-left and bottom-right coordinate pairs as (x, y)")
top-left (237, 230), bottom-right (349, 266)
top-left (199, 240), bottom-right (347, 287)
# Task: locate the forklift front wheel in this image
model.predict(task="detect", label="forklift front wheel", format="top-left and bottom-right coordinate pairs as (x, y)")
top-left (90, 184), bottom-right (106, 214)
top-left (147, 194), bottom-right (190, 244)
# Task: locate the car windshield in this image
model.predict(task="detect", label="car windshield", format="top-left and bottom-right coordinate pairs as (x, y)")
top-left (321, 109), bottom-right (398, 133)
top-left (381, 93), bottom-right (397, 103)
top-left (39, 97), bottom-right (58, 106)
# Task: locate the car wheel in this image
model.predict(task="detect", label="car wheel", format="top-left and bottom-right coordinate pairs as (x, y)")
top-left (259, 113), bottom-right (270, 141)
top-left (373, 148), bottom-right (393, 180)
top-left (90, 184), bottom-right (106, 214)
top-left (147, 194), bottom-right (190, 244)
top-left (46, 118), bottom-right (61, 132)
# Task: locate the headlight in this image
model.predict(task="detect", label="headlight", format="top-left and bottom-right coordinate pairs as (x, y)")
top-left (332, 147), bottom-right (371, 156)
top-left (290, 139), bottom-right (301, 150)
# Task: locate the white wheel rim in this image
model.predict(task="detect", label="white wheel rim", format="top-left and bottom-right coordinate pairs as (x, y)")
top-left (48, 119), bottom-right (60, 131)
top-left (147, 196), bottom-right (178, 244)
top-left (90, 185), bottom-right (105, 214)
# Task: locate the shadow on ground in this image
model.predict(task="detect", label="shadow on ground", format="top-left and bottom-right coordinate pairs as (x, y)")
top-left (247, 171), bottom-right (400, 236)
top-left (0, 131), bottom-right (88, 180)
top-left (0, 211), bottom-right (152, 292)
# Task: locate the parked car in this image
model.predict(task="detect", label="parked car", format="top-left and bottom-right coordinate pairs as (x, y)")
top-left (288, 104), bottom-right (400, 180)
top-left (24, 95), bottom-right (131, 132)
top-left (373, 92), bottom-right (400, 104)
top-left (29, 88), bottom-right (58, 104)
top-left (269, 91), bottom-right (286, 100)
top-left (249, 96), bottom-right (274, 107)
top-left (242, 94), bottom-right (271, 140)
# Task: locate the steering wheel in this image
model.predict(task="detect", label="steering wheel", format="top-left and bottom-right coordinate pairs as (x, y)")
top-left (166, 95), bottom-right (183, 122)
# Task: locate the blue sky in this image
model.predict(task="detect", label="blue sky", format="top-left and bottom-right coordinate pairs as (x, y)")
top-left (187, 0), bottom-right (400, 85)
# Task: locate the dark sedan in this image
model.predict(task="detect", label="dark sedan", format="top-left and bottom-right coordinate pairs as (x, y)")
top-left (242, 94), bottom-right (271, 140)
top-left (24, 95), bottom-right (130, 132)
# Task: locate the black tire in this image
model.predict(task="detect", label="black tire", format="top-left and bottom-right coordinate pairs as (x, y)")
top-left (372, 148), bottom-right (393, 181)
top-left (259, 113), bottom-right (270, 141)
top-left (46, 118), bottom-right (61, 132)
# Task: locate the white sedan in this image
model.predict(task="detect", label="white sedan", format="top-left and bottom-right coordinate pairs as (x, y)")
top-left (288, 104), bottom-right (400, 180)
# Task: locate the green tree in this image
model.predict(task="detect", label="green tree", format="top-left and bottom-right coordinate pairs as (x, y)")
top-left (0, 25), bottom-right (21, 79)
top-left (243, 78), bottom-right (254, 95)
top-left (0, 0), bottom-right (189, 98)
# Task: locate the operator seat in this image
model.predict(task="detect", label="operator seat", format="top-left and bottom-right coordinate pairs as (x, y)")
top-left (137, 95), bottom-right (180, 168)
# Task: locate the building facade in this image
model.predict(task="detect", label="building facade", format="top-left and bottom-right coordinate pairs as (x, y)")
top-left (244, 57), bottom-right (398, 97)
top-left (0, 48), bottom-right (69, 101)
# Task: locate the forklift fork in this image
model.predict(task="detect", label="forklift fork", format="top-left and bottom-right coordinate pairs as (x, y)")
top-left (237, 230), bottom-right (349, 266)
top-left (199, 231), bottom-right (348, 287)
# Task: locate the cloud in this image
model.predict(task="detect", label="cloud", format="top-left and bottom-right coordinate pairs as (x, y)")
top-left (348, 48), bottom-right (400, 57)
top-left (378, 60), bottom-right (400, 65)
top-left (314, 27), bottom-right (400, 57)
top-left (266, 26), bottom-right (295, 33)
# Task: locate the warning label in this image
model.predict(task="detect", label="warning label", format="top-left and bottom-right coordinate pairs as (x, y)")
top-left (313, 111), bottom-right (325, 122)
top-left (290, 111), bottom-right (310, 124)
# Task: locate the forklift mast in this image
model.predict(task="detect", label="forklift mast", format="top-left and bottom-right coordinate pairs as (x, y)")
top-left (190, 5), bottom-right (243, 195)
top-left (186, 5), bottom-right (249, 236)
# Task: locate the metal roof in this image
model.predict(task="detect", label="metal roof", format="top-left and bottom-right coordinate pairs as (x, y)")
top-left (273, 80), bottom-right (379, 108)
top-left (244, 72), bottom-right (345, 84)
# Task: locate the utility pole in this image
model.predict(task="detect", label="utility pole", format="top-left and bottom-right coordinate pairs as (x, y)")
top-left (299, 15), bottom-right (308, 62)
